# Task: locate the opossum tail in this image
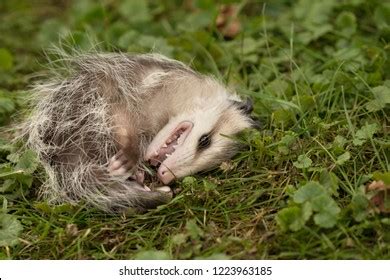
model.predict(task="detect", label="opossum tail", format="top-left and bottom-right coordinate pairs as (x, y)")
top-left (103, 182), bottom-right (172, 212)
top-left (37, 161), bottom-right (171, 213)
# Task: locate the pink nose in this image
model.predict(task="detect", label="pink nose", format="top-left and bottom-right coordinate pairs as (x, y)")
top-left (157, 165), bottom-right (175, 185)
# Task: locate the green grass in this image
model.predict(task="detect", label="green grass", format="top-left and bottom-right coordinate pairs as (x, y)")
top-left (0, 0), bottom-right (389, 259)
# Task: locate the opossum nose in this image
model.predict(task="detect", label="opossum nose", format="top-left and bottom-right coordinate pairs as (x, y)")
top-left (157, 165), bottom-right (175, 185)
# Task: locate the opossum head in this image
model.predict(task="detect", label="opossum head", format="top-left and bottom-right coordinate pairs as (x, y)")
top-left (145, 95), bottom-right (255, 184)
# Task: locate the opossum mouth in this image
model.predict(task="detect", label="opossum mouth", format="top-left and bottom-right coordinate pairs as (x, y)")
top-left (148, 121), bottom-right (193, 168)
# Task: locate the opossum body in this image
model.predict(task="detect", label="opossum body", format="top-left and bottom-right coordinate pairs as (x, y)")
top-left (25, 53), bottom-right (254, 212)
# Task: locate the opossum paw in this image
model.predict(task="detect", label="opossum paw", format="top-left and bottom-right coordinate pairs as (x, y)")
top-left (108, 150), bottom-right (133, 176)
top-left (131, 170), bottom-right (145, 184)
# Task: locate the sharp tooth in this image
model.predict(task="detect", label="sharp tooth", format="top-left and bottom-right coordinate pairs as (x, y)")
top-left (166, 154), bottom-right (171, 157)
top-left (162, 143), bottom-right (168, 148)
top-left (154, 151), bottom-right (159, 156)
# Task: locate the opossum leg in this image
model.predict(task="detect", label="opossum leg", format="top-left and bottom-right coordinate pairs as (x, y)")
top-left (109, 105), bottom-right (142, 174)
top-left (108, 149), bottom-right (135, 175)
top-left (132, 170), bottom-right (145, 184)
top-left (108, 149), bottom-right (146, 185)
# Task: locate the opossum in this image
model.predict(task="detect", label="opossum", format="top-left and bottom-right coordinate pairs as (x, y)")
top-left (24, 52), bottom-right (255, 212)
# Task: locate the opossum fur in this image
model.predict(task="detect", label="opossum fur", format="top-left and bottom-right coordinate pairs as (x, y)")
top-left (24, 52), bottom-right (255, 212)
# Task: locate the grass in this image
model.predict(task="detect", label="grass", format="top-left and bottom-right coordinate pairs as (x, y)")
top-left (0, 0), bottom-right (389, 259)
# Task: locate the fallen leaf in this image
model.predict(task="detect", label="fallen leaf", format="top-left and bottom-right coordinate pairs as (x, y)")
top-left (65, 223), bottom-right (79, 237)
top-left (219, 161), bottom-right (235, 172)
top-left (366, 180), bottom-right (390, 213)
top-left (216, 4), bottom-right (241, 39)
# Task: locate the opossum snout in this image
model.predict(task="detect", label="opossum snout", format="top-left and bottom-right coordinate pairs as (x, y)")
top-left (145, 120), bottom-right (193, 184)
top-left (157, 165), bottom-right (175, 184)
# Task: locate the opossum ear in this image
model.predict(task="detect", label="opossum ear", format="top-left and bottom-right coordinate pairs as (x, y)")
top-left (232, 97), bottom-right (253, 115)
top-left (250, 115), bottom-right (262, 130)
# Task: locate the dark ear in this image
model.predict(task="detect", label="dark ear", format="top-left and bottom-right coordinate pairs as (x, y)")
top-left (250, 115), bottom-right (262, 130)
top-left (232, 97), bottom-right (253, 114)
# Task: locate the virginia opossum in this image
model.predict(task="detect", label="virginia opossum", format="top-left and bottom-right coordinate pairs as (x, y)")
top-left (24, 52), bottom-right (255, 212)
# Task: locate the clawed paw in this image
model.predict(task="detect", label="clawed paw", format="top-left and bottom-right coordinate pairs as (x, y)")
top-left (108, 150), bottom-right (171, 194)
top-left (108, 149), bottom-right (134, 176)
top-left (108, 149), bottom-right (146, 184)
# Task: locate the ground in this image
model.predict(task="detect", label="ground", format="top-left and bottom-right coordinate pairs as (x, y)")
top-left (0, 0), bottom-right (389, 259)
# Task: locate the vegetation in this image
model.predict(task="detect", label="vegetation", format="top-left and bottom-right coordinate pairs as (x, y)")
top-left (0, 0), bottom-right (389, 259)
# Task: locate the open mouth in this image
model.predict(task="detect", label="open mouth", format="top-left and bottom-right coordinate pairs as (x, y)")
top-left (146, 121), bottom-right (193, 180)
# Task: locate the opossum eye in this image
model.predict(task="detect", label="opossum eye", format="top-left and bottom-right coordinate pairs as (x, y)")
top-left (198, 134), bottom-right (211, 150)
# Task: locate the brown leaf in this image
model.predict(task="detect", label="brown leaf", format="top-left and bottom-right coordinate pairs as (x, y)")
top-left (366, 180), bottom-right (390, 213)
top-left (65, 223), bottom-right (79, 237)
top-left (219, 161), bottom-right (235, 172)
top-left (216, 5), bottom-right (241, 39)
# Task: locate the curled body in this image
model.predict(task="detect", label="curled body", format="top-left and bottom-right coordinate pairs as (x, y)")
top-left (24, 53), bottom-right (254, 212)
